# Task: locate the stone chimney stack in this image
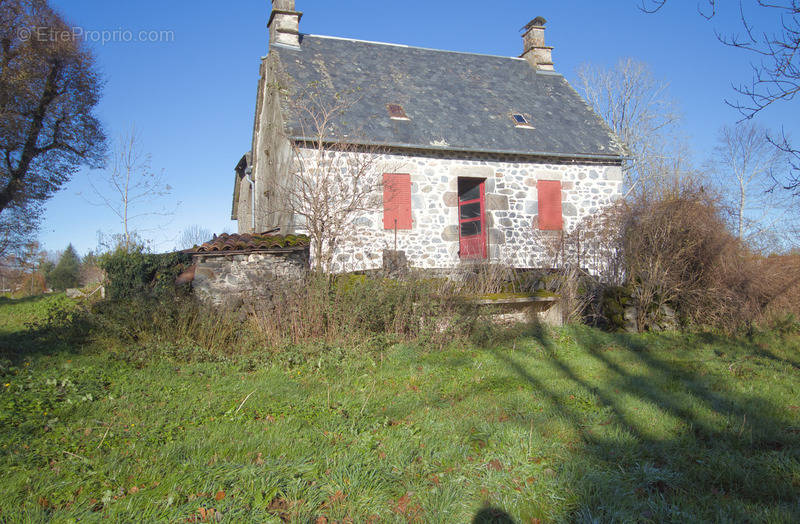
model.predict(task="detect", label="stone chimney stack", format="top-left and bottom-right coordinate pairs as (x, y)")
top-left (268, 0), bottom-right (303, 47)
top-left (520, 16), bottom-right (554, 71)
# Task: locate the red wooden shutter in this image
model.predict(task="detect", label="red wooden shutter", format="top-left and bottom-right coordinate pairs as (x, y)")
top-left (537, 180), bottom-right (563, 230)
top-left (383, 173), bottom-right (412, 229)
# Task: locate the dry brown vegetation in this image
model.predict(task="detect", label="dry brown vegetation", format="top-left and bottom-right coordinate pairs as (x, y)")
top-left (548, 182), bottom-right (800, 332)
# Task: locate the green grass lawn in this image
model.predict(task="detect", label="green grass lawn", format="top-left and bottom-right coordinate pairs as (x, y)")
top-left (1, 295), bottom-right (799, 522)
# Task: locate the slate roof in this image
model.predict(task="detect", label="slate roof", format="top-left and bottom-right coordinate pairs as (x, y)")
top-left (273, 35), bottom-right (625, 160)
top-left (188, 233), bottom-right (310, 254)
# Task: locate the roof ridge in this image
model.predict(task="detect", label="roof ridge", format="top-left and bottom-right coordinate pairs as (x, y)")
top-left (301, 33), bottom-right (527, 62)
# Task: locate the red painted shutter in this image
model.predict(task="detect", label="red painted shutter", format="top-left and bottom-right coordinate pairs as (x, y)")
top-left (383, 173), bottom-right (412, 229)
top-left (537, 180), bottom-right (563, 230)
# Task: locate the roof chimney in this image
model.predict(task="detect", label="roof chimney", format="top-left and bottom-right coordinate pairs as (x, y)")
top-left (268, 0), bottom-right (303, 48)
top-left (520, 17), bottom-right (554, 71)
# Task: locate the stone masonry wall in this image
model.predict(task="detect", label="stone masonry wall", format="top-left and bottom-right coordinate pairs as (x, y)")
top-left (191, 249), bottom-right (308, 308)
top-left (287, 148), bottom-right (623, 273)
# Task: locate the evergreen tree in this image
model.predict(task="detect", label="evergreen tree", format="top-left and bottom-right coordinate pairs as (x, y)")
top-left (49, 244), bottom-right (81, 291)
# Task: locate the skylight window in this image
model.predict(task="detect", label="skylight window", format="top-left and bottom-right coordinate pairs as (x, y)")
top-left (387, 104), bottom-right (410, 120)
top-left (512, 113), bottom-right (533, 128)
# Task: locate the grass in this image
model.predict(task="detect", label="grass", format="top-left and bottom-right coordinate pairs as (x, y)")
top-left (0, 295), bottom-right (799, 522)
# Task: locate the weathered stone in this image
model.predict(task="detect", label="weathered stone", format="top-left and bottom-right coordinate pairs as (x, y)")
top-left (563, 203), bottom-right (578, 216)
top-left (441, 225), bottom-right (459, 241)
top-left (190, 249), bottom-right (308, 309)
top-left (485, 194), bottom-right (509, 210)
top-left (443, 192), bottom-right (458, 207)
top-left (525, 200), bottom-right (539, 214)
top-left (194, 267), bottom-right (215, 282)
top-left (488, 228), bottom-right (506, 245)
top-left (537, 171), bottom-right (563, 181)
top-left (451, 165), bottom-right (494, 178)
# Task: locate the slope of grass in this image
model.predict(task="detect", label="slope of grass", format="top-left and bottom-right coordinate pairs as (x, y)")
top-left (0, 294), bottom-right (67, 334)
top-left (0, 296), bottom-right (798, 522)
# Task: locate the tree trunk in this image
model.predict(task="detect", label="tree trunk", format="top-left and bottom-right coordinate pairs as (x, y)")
top-left (738, 183), bottom-right (745, 241)
top-left (0, 61), bottom-right (62, 214)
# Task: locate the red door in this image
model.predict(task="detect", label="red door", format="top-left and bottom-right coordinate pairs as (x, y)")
top-left (458, 178), bottom-right (487, 259)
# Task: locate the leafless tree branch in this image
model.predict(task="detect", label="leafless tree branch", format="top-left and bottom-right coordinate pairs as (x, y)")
top-left (642, 0), bottom-right (800, 191)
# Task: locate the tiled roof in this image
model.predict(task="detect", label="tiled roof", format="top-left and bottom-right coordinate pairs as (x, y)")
top-left (189, 233), bottom-right (310, 253)
top-left (274, 35), bottom-right (625, 159)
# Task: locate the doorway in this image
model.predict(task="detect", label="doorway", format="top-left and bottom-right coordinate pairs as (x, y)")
top-left (458, 177), bottom-right (487, 259)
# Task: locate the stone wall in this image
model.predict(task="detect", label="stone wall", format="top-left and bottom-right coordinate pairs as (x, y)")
top-left (284, 148), bottom-right (622, 273)
top-left (191, 248), bottom-right (308, 308)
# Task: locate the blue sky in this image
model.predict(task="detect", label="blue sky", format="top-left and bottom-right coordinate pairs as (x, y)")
top-left (42, 0), bottom-right (797, 255)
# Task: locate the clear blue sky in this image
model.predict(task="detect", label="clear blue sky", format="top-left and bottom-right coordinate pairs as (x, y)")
top-left (41, 0), bottom-right (796, 255)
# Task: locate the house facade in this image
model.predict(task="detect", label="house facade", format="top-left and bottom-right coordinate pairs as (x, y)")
top-left (232, 1), bottom-right (625, 272)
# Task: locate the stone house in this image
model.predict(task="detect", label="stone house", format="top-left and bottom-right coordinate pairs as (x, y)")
top-left (232, 1), bottom-right (625, 273)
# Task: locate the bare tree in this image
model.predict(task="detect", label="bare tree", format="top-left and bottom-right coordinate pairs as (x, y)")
top-left (277, 81), bottom-right (387, 273)
top-left (0, 0), bottom-right (106, 217)
top-left (576, 58), bottom-right (684, 197)
top-left (713, 121), bottom-right (792, 247)
top-left (176, 224), bottom-right (212, 250)
top-left (86, 126), bottom-right (174, 252)
top-left (640, 0), bottom-right (800, 190)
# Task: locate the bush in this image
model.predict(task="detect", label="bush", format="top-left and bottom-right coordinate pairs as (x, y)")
top-left (599, 285), bottom-right (632, 332)
top-left (544, 183), bottom-right (800, 333)
top-left (249, 273), bottom-right (479, 349)
top-left (99, 247), bottom-right (192, 301)
top-left (617, 186), bottom-right (795, 331)
top-left (89, 247), bottom-right (251, 361)
top-left (90, 294), bottom-right (248, 362)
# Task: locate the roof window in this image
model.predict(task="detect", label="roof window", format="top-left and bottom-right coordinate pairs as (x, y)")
top-left (387, 104), bottom-right (410, 120)
top-left (512, 113), bottom-right (533, 128)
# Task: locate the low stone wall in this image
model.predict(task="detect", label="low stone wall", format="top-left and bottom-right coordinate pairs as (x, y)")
top-left (190, 248), bottom-right (309, 309)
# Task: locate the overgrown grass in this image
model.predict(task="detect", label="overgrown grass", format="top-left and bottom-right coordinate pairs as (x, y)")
top-left (0, 296), bottom-right (798, 522)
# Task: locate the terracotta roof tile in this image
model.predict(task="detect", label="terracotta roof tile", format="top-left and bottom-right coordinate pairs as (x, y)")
top-left (189, 232), bottom-right (310, 253)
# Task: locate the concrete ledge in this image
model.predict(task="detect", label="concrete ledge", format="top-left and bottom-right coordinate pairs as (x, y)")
top-left (471, 295), bottom-right (563, 326)
top-left (472, 296), bottom-right (558, 305)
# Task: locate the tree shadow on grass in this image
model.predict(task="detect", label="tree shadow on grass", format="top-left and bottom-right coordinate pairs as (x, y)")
top-left (694, 329), bottom-right (800, 371)
top-left (0, 294), bottom-right (92, 363)
top-left (471, 322), bottom-right (799, 521)
top-left (0, 295), bottom-right (50, 306)
top-left (0, 322), bottom-right (88, 363)
top-left (472, 506), bottom-right (516, 523)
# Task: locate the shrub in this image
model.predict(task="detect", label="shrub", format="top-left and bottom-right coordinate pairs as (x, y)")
top-left (250, 273), bottom-right (478, 348)
top-left (543, 183), bottom-right (799, 332)
top-left (616, 185), bottom-right (798, 331)
top-left (90, 295), bottom-right (248, 362)
top-left (599, 285), bottom-right (632, 332)
top-left (90, 247), bottom-right (250, 360)
top-left (99, 247), bottom-right (192, 301)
